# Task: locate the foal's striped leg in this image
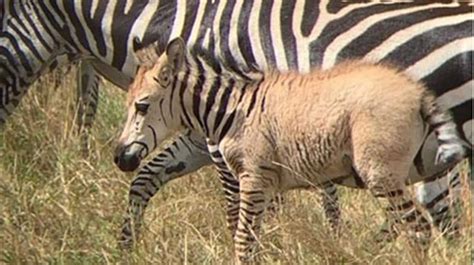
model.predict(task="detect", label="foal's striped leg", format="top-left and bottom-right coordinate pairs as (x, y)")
top-left (207, 141), bottom-right (241, 236)
top-left (234, 173), bottom-right (269, 264)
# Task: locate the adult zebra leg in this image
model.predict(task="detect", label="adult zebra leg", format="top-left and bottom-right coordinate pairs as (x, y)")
top-left (75, 61), bottom-right (101, 155)
top-left (119, 131), bottom-right (212, 249)
top-left (416, 161), bottom-right (467, 241)
top-left (319, 183), bottom-right (341, 232)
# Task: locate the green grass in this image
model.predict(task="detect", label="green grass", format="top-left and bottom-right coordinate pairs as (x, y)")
top-left (0, 68), bottom-right (471, 264)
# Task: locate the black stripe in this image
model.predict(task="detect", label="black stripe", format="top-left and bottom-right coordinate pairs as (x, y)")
top-left (164, 146), bottom-right (176, 159)
top-left (223, 182), bottom-right (240, 194)
top-left (213, 79), bottom-right (235, 134)
top-left (280, 0), bottom-right (298, 70)
top-left (178, 69), bottom-right (195, 129)
top-left (383, 20), bottom-right (472, 69)
top-left (218, 0), bottom-right (243, 72)
top-left (218, 110), bottom-right (235, 141)
top-left (79, 0), bottom-right (107, 57)
top-left (180, 2), bottom-right (199, 43)
top-left (425, 189), bottom-right (449, 209)
top-left (300, 0), bottom-right (319, 37)
top-left (422, 51), bottom-right (472, 96)
top-left (128, 189), bottom-right (148, 201)
top-left (246, 80), bottom-right (262, 117)
top-left (203, 77), bottom-right (221, 134)
top-left (169, 77), bottom-right (179, 119)
top-left (110, 1), bottom-right (147, 70)
top-left (338, 7), bottom-right (470, 61)
top-left (258, 0), bottom-right (276, 68)
top-left (192, 59), bottom-right (206, 130)
top-left (236, 1), bottom-right (256, 69)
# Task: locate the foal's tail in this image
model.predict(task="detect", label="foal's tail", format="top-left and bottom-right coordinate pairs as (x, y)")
top-left (420, 90), bottom-right (467, 165)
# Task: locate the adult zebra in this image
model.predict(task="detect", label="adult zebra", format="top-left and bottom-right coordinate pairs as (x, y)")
top-left (0, 0), bottom-right (471, 247)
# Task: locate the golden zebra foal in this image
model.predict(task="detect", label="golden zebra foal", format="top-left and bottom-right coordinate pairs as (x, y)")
top-left (114, 38), bottom-right (466, 263)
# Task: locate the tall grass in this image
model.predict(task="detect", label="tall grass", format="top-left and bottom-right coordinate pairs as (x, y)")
top-left (0, 68), bottom-right (471, 264)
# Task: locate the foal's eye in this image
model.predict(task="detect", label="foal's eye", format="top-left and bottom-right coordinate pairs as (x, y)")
top-left (135, 102), bottom-right (150, 115)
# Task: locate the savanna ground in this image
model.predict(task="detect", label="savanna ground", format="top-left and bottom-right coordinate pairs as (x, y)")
top-left (0, 67), bottom-right (471, 265)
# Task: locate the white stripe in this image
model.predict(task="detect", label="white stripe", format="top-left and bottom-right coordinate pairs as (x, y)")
top-left (322, 2), bottom-right (458, 69)
top-left (228, 0), bottom-right (246, 67)
top-left (437, 80), bottom-right (473, 111)
top-left (91, 0), bottom-right (100, 16)
top-left (123, 0), bottom-right (159, 75)
top-left (247, 0), bottom-right (267, 70)
top-left (170, 0), bottom-right (187, 39)
top-left (365, 13), bottom-right (473, 62)
top-left (270, 0), bottom-right (288, 71)
top-left (75, 0), bottom-right (100, 57)
top-left (102, 1), bottom-right (117, 64)
top-left (212, 0), bottom-right (227, 59)
top-left (187, 1), bottom-right (207, 45)
top-left (124, 0), bottom-right (133, 14)
top-left (202, 28), bottom-right (211, 49)
top-left (404, 37), bottom-right (473, 80)
top-left (292, 0), bottom-right (309, 72)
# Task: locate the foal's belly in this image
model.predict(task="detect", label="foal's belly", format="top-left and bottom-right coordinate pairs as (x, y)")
top-left (279, 155), bottom-right (353, 191)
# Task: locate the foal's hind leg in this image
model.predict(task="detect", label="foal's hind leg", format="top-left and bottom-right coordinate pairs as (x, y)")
top-left (356, 161), bottom-right (432, 253)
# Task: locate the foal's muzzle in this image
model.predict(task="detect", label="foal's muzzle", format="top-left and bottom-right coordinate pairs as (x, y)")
top-left (114, 144), bottom-right (144, 172)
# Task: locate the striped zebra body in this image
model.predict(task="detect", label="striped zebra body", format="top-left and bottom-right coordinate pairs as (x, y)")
top-left (0, 0), bottom-right (471, 247)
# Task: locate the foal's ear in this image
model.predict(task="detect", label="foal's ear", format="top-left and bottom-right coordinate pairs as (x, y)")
top-left (166, 38), bottom-right (185, 70)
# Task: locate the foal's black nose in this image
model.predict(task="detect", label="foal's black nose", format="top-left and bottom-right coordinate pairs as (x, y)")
top-left (114, 145), bottom-right (141, 172)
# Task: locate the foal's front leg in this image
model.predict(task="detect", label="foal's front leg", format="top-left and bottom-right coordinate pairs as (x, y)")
top-left (234, 169), bottom-right (275, 264)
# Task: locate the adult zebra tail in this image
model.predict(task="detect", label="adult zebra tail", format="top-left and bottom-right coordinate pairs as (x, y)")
top-left (420, 90), bottom-right (468, 165)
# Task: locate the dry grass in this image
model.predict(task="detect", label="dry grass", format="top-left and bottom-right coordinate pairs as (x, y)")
top-left (0, 68), bottom-right (471, 265)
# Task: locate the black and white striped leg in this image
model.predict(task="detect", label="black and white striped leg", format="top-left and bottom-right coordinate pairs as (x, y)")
top-left (207, 141), bottom-right (241, 236)
top-left (119, 132), bottom-right (212, 249)
top-left (319, 183), bottom-right (341, 231)
top-left (234, 173), bottom-right (269, 264)
top-left (419, 164), bottom-right (465, 241)
top-left (75, 61), bottom-right (101, 155)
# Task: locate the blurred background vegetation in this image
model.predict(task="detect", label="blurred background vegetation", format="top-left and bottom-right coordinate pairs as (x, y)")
top-left (0, 67), bottom-right (471, 264)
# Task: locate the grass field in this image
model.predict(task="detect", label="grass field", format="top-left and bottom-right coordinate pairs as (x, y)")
top-left (0, 68), bottom-right (471, 264)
